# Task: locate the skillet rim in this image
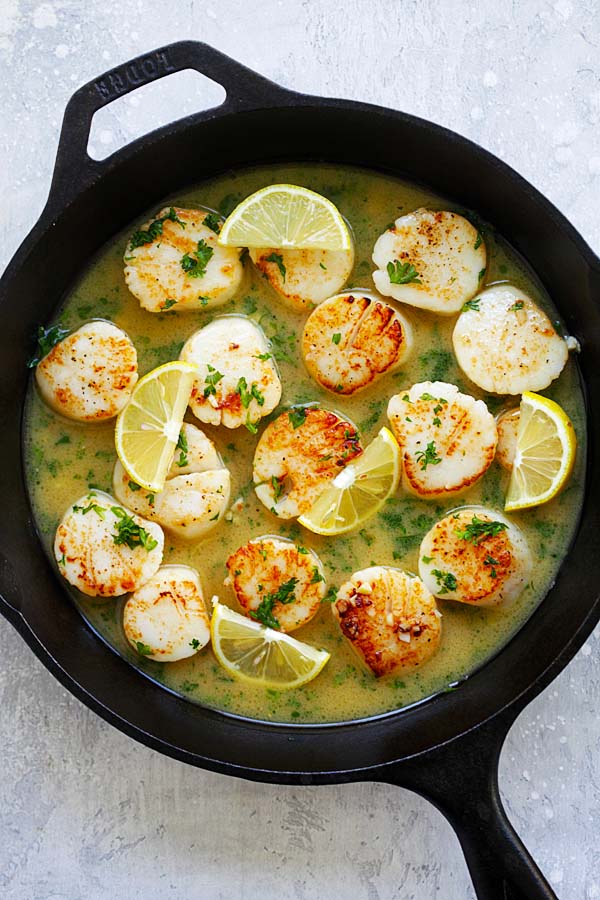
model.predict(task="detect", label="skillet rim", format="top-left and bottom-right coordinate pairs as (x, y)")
top-left (2, 79), bottom-right (600, 779)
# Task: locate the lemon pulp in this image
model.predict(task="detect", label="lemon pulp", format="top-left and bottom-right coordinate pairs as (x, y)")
top-left (115, 361), bottom-right (196, 493)
top-left (505, 391), bottom-right (576, 512)
top-left (218, 183), bottom-right (352, 251)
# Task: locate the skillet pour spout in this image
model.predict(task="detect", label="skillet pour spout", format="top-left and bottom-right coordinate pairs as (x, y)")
top-left (1, 40), bottom-right (599, 900)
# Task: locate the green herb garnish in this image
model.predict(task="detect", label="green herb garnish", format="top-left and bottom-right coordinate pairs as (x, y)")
top-left (181, 239), bottom-right (214, 278)
top-left (111, 506), bottom-right (158, 551)
top-left (236, 377), bottom-right (264, 409)
top-left (509, 300), bottom-right (525, 312)
top-left (310, 567), bottom-right (325, 584)
top-left (271, 476), bottom-right (284, 502)
top-left (129, 207), bottom-right (185, 250)
top-left (203, 364), bottom-right (224, 398)
top-left (332, 332), bottom-right (342, 345)
top-left (250, 577), bottom-right (299, 629)
top-left (387, 260), bottom-right (422, 285)
top-left (135, 642), bottom-right (153, 656)
top-left (189, 638), bottom-right (201, 650)
top-left (462, 299), bottom-right (480, 312)
top-left (415, 441), bottom-right (442, 470)
top-left (288, 407), bottom-right (308, 429)
top-left (432, 569), bottom-right (458, 594)
top-left (455, 515), bottom-right (508, 544)
top-left (128, 481), bottom-right (141, 492)
top-left (27, 324), bottom-right (70, 367)
top-left (265, 252), bottom-right (286, 281)
top-left (203, 212), bottom-right (221, 234)
top-left (175, 430), bottom-right (189, 467)
top-left (474, 232), bottom-right (483, 250)
top-left (162, 298), bottom-right (177, 310)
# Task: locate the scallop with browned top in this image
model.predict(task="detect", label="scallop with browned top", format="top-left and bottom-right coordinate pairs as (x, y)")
top-left (249, 246), bottom-right (354, 312)
top-left (332, 566), bottom-right (441, 677)
top-left (302, 290), bottom-right (413, 395)
top-left (253, 406), bottom-right (364, 518)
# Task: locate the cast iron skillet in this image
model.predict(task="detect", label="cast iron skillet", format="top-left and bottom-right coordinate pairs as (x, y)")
top-left (0, 40), bottom-right (598, 900)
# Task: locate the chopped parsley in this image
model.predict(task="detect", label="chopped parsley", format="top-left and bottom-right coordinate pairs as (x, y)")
top-left (80, 501), bottom-right (106, 518)
top-left (474, 232), bottom-right (483, 250)
top-left (509, 300), bottom-right (525, 312)
top-left (271, 476), bottom-right (284, 502)
top-left (297, 546), bottom-right (309, 554)
top-left (181, 239), bottom-right (213, 278)
top-left (203, 212), bottom-right (221, 234)
top-left (128, 481), bottom-right (141, 491)
top-left (199, 296), bottom-right (210, 306)
top-left (175, 430), bottom-right (189, 467)
top-left (462, 299), bottom-right (480, 312)
top-left (146, 493), bottom-right (155, 507)
top-left (332, 332), bottom-right (342, 345)
top-left (323, 586), bottom-right (338, 603)
top-left (189, 638), bottom-right (201, 650)
top-left (129, 207), bottom-right (185, 250)
top-left (111, 506), bottom-right (158, 551)
top-left (455, 515), bottom-right (508, 544)
top-left (319, 261), bottom-right (327, 270)
top-left (387, 260), bottom-right (422, 285)
top-left (311, 567), bottom-right (325, 584)
top-left (485, 555), bottom-right (499, 578)
top-left (432, 416), bottom-right (441, 427)
top-left (236, 377), bottom-right (264, 408)
top-left (162, 298), bottom-right (177, 310)
top-left (432, 569), bottom-right (457, 594)
top-left (422, 555), bottom-right (433, 564)
top-left (255, 352), bottom-right (272, 361)
top-left (265, 252), bottom-right (286, 281)
top-left (250, 577), bottom-right (299, 629)
top-left (245, 414), bottom-right (259, 434)
top-left (415, 441), bottom-right (442, 470)
top-left (55, 434), bottom-right (71, 445)
top-left (203, 364), bottom-right (224, 398)
top-left (135, 642), bottom-right (153, 656)
top-left (27, 323), bottom-right (70, 367)
top-left (288, 407), bottom-right (308, 429)
top-left (478, 268), bottom-right (486, 281)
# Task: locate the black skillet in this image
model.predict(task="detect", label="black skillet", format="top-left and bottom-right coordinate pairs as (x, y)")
top-left (1, 41), bottom-right (598, 900)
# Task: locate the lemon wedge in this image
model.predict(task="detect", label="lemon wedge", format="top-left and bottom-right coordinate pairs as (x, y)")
top-left (504, 391), bottom-right (577, 512)
top-left (218, 183), bottom-right (352, 251)
top-left (210, 601), bottom-right (330, 690)
top-left (115, 361), bottom-right (196, 493)
top-left (298, 427), bottom-right (400, 535)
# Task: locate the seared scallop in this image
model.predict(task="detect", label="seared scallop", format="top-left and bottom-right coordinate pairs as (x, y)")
top-left (332, 566), bottom-right (441, 677)
top-left (496, 408), bottom-right (520, 470)
top-left (387, 381), bottom-right (497, 499)
top-left (54, 491), bottom-right (163, 598)
top-left (253, 406), bottom-right (363, 518)
top-left (225, 536), bottom-right (326, 632)
top-left (301, 290), bottom-right (413, 395)
top-left (113, 424), bottom-right (230, 540)
top-left (35, 321), bottom-right (138, 422)
top-left (180, 315), bottom-right (282, 430)
top-left (372, 209), bottom-right (485, 314)
top-left (123, 565), bottom-right (210, 661)
top-left (124, 206), bottom-right (244, 312)
top-left (452, 285), bottom-right (570, 394)
top-left (249, 246), bottom-right (354, 312)
top-left (419, 507), bottom-right (532, 607)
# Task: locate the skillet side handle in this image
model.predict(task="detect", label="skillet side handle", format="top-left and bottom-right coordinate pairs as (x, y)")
top-left (47, 40), bottom-right (295, 213)
top-left (380, 716), bottom-right (557, 900)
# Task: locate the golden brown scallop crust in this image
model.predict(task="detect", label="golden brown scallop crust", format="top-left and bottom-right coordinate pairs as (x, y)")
top-left (253, 406), bottom-right (364, 518)
top-left (302, 292), bottom-right (411, 395)
top-left (225, 537), bottom-right (326, 632)
top-left (333, 567), bottom-right (441, 677)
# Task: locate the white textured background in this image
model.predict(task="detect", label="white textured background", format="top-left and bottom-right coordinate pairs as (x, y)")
top-left (1, 1), bottom-right (599, 898)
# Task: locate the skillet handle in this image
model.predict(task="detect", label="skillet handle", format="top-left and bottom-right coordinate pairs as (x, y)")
top-left (380, 715), bottom-right (557, 900)
top-left (48, 40), bottom-right (294, 212)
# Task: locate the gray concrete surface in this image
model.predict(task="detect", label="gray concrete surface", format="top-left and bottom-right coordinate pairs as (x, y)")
top-left (1, 1), bottom-right (599, 897)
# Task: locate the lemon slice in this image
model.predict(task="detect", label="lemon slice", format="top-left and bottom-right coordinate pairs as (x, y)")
top-left (211, 601), bottom-right (330, 690)
top-left (218, 183), bottom-right (352, 251)
top-left (298, 427), bottom-right (400, 536)
top-left (504, 391), bottom-right (577, 512)
top-left (115, 361), bottom-right (196, 493)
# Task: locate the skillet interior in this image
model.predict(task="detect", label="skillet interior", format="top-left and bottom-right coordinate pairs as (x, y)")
top-left (1, 89), bottom-right (600, 779)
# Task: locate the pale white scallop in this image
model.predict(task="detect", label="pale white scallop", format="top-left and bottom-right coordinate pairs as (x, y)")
top-left (123, 565), bottom-right (210, 661)
top-left (418, 506), bottom-right (532, 607)
top-left (301, 290), bottom-right (413, 395)
top-left (372, 209), bottom-right (485, 314)
top-left (124, 206), bottom-right (244, 312)
top-left (387, 381), bottom-right (497, 498)
top-left (180, 315), bottom-right (282, 429)
top-left (153, 470), bottom-right (231, 540)
top-left (452, 285), bottom-right (570, 394)
top-left (54, 491), bottom-right (163, 598)
top-left (332, 566), bottom-right (441, 677)
top-left (36, 320), bottom-right (138, 422)
top-left (249, 246), bottom-right (354, 312)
